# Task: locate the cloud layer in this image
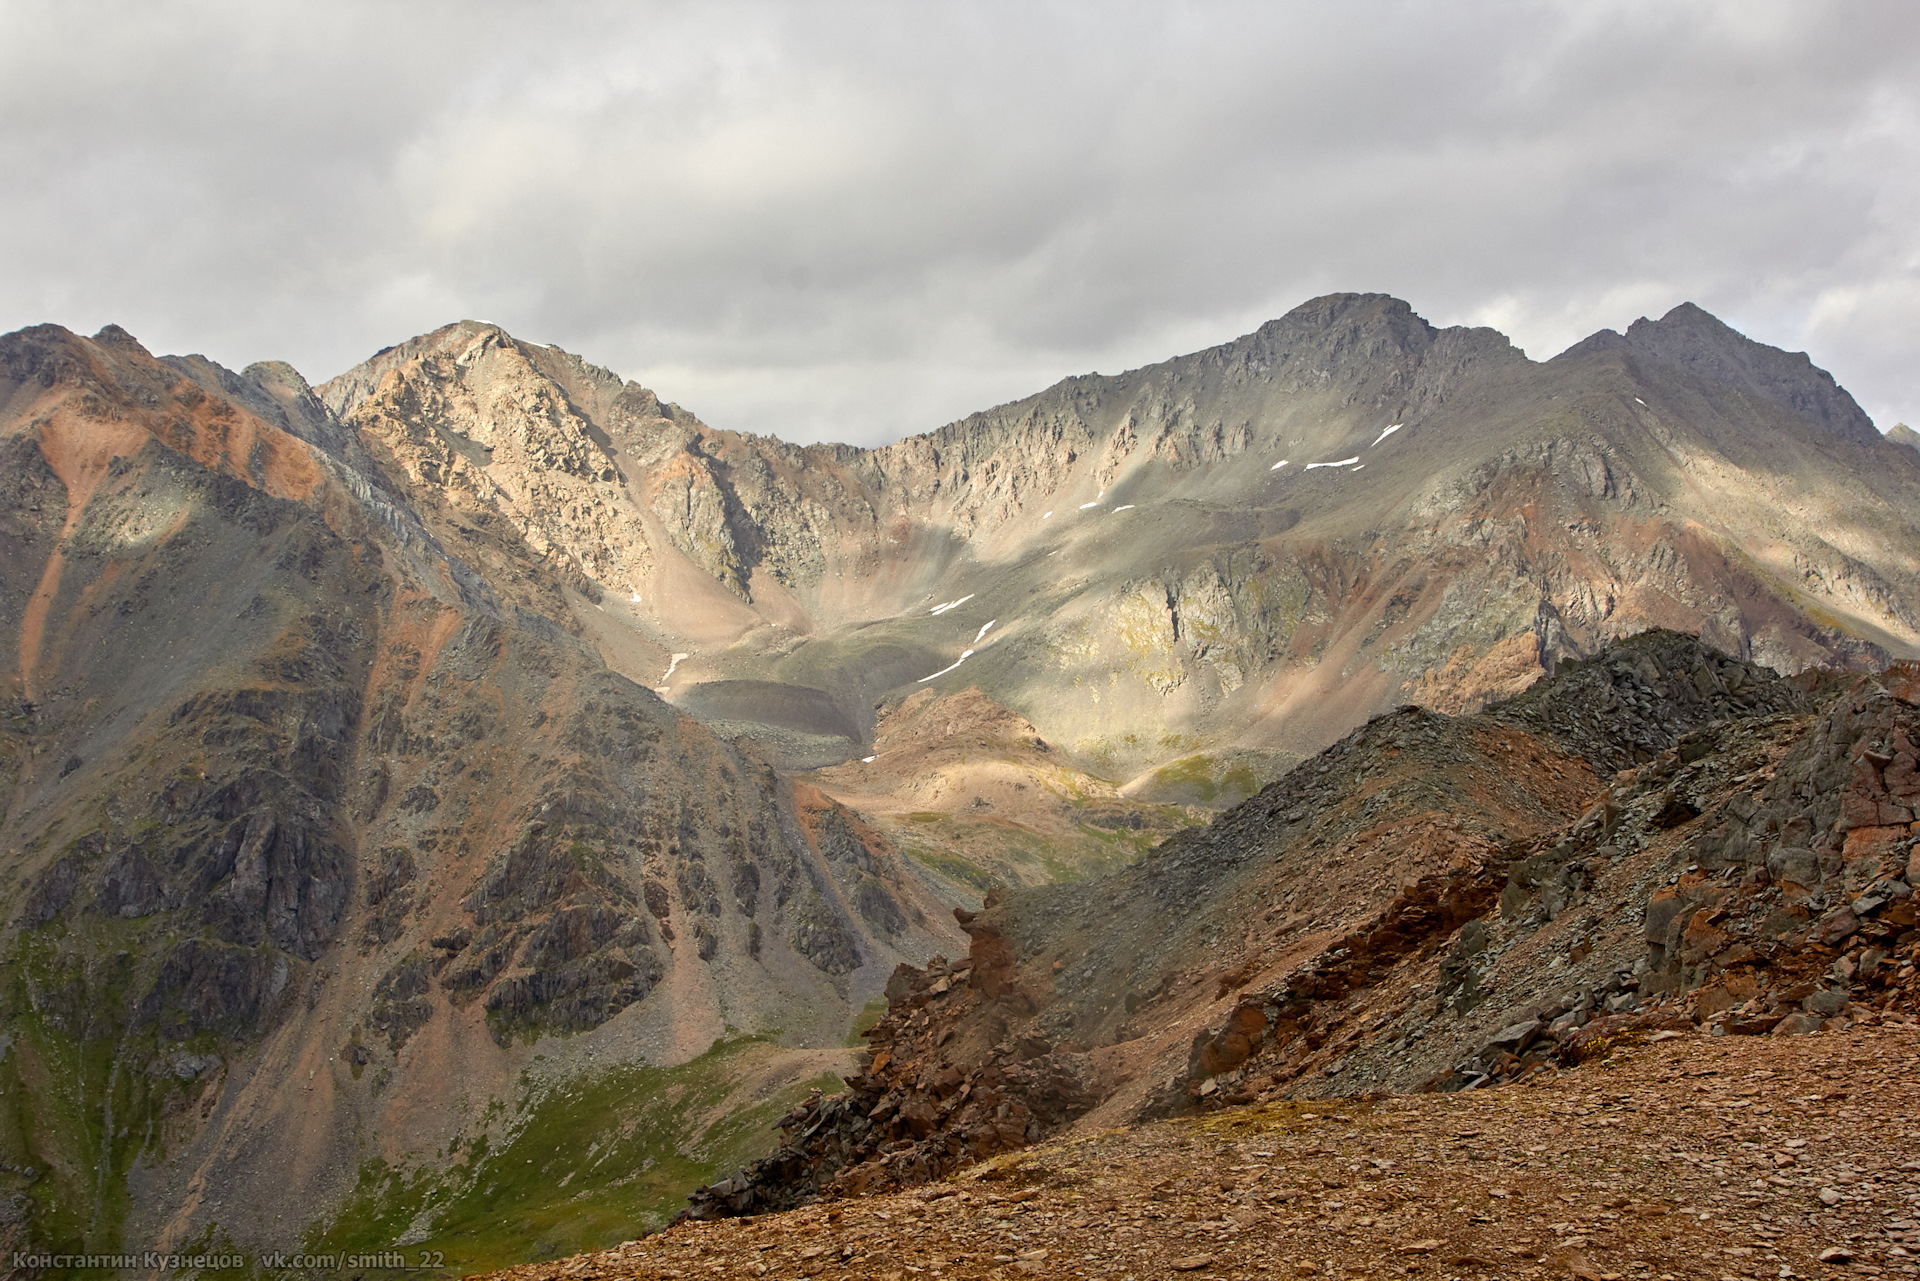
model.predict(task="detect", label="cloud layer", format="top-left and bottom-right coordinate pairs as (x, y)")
top-left (4, 1), bottom-right (1917, 445)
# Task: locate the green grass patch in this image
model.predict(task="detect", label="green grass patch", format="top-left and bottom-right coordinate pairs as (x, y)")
top-left (1140, 755), bottom-right (1261, 806)
top-left (0, 919), bottom-right (215, 1254)
top-left (904, 844), bottom-right (997, 892)
top-left (846, 996), bottom-right (889, 1046)
top-left (306, 1037), bottom-right (841, 1275)
top-left (1147, 753), bottom-right (1222, 801)
top-left (1071, 823), bottom-right (1163, 863)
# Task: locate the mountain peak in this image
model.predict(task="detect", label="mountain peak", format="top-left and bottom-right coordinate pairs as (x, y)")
top-left (1639, 299), bottom-right (1726, 331)
top-left (1621, 302), bottom-right (1879, 445)
top-left (1260, 291), bottom-right (1435, 345)
top-left (90, 322), bottom-right (151, 356)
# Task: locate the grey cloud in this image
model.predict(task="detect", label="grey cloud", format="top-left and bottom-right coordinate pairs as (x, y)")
top-left (3, 0), bottom-right (1917, 444)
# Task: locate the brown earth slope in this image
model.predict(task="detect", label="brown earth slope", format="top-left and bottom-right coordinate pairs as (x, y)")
top-left (489, 1024), bottom-right (1920, 1281)
top-left (802, 687), bottom-right (1201, 896)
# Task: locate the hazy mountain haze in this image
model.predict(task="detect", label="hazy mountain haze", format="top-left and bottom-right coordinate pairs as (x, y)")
top-left (3, 1), bottom-right (1918, 445)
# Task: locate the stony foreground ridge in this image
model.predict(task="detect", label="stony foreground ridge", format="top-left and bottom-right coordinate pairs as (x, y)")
top-left (490, 1027), bottom-right (1920, 1280)
top-left (682, 635), bottom-right (1920, 1217)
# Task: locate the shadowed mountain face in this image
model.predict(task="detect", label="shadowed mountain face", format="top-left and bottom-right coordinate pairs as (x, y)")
top-left (1, 294), bottom-right (1917, 1265)
top-left (0, 325), bottom-right (960, 1262)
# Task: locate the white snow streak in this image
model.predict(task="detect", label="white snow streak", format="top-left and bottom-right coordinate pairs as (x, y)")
top-left (629, 592), bottom-right (642, 603)
top-left (1043, 511), bottom-right (1053, 519)
top-left (1371, 423), bottom-right (1403, 447)
top-left (862, 755), bottom-right (876, 763)
top-left (929, 594), bottom-right (975, 615)
top-left (1304, 457), bottom-right (1361, 470)
top-left (1112, 504), bottom-right (1135, 512)
top-left (974, 619), bottom-right (997, 643)
top-left (1079, 500), bottom-right (1100, 509)
top-left (917, 649), bottom-right (975, 682)
top-left (1635, 397), bottom-right (1647, 406)
top-left (1270, 459), bottom-right (1289, 471)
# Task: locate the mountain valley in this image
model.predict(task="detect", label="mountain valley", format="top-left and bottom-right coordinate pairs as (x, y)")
top-left (2, 294), bottom-right (1919, 1270)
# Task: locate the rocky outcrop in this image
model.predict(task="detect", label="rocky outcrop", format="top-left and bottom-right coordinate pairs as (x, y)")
top-left (682, 924), bottom-right (1103, 1221)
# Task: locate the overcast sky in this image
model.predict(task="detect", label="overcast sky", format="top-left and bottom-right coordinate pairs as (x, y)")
top-left (4, 1), bottom-right (1917, 446)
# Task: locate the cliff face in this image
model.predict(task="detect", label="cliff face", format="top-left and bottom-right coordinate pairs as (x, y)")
top-left (0, 324), bottom-right (961, 1262)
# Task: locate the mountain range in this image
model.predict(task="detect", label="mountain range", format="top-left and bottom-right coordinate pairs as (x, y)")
top-left (2, 294), bottom-right (1917, 1267)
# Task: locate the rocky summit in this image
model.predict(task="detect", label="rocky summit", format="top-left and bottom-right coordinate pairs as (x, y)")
top-left (2, 295), bottom-right (1919, 1271)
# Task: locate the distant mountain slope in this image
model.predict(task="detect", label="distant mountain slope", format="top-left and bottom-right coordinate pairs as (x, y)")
top-left (319, 296), bottom-right (1920, 798)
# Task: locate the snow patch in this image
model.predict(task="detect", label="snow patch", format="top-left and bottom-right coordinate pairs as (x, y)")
top-left (1270, 459), bottom-right (1289, 471)
top-left (929, 594), bottom-right (975, 616)
top-left (917, 649), bottom-right (975, 683)
top-left (1043, 511), bottom-right (1052, 519)
top-left (1634, 397), bottom-right (1647, 406)
top-left (973, 619), bottom-right (997, 644)
top-left (1371, 423), bottom-right (1403, 447)
top-left (629, 592), bottom-right (642, 603)
top-left (1304, 457), bottom-right (1361, 470)
top-left (662, 652), bottom-right (689, 682)
top-left (862, 755), bottom-right (876, 763)
top-left (1112, 504), bottom-right (1135, 512)
top-left (1079, 500), bottom-right (1100, 510)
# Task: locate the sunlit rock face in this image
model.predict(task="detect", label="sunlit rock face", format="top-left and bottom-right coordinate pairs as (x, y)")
top-left (325, 295), bottom-right (1918, 795)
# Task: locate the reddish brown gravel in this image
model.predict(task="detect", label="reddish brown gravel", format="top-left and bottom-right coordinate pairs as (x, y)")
top-left (477, 1023), bottom-right (1920, 1281)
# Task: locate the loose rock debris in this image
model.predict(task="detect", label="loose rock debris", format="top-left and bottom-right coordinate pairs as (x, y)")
top-left (480, 1025), bottom-right (1920, 1281)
